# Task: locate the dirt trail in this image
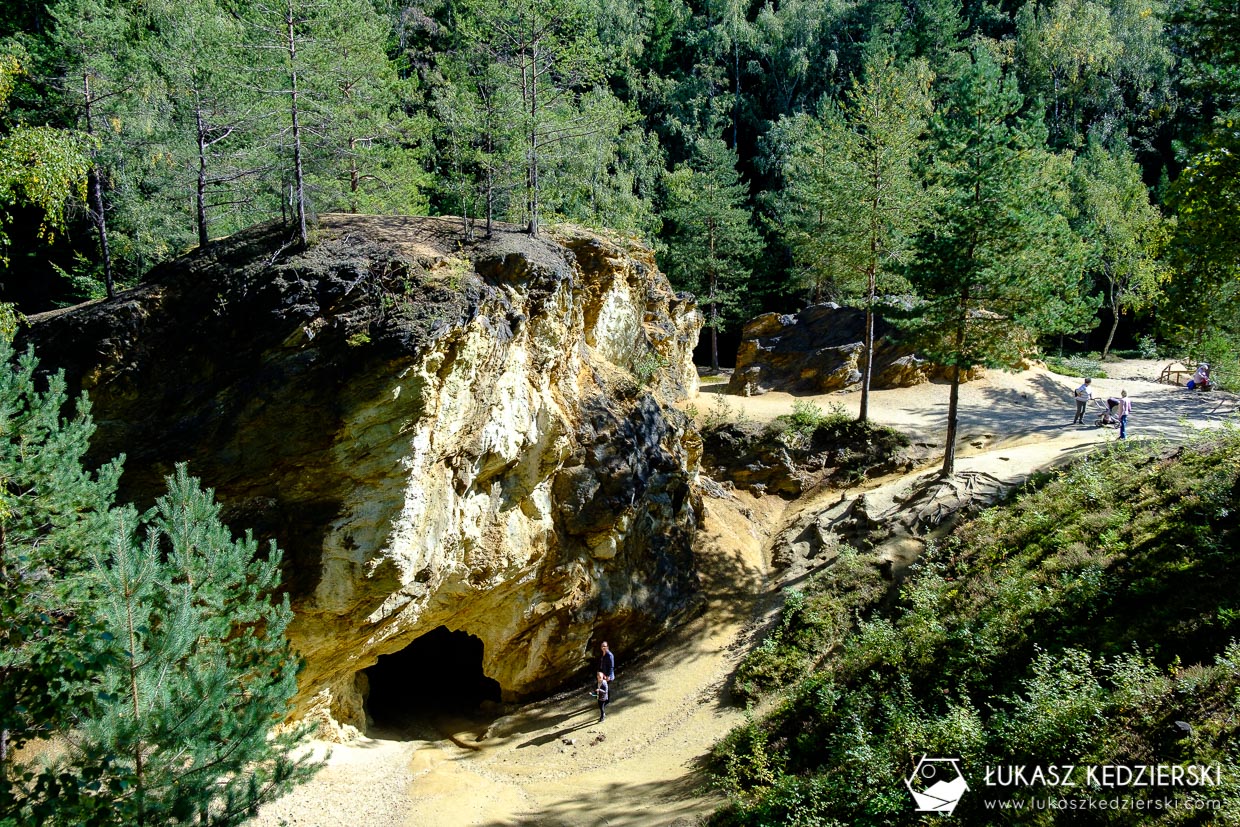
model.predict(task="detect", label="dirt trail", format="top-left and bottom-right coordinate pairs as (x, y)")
top-left (250, 362), bottom-right (1236, 827)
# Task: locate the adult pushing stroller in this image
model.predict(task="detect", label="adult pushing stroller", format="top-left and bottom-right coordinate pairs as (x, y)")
top-left (1093, 397), bottom-right (1122, 428)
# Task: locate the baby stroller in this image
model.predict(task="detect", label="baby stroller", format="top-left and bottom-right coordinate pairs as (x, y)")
top-left (1093, 397), bottom-right (1121, 428)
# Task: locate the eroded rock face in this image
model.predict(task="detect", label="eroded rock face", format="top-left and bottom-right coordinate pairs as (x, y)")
top-left (24, 215), bottom-right (703, 737)
top-left (727, 303), bottom-right (978, 396)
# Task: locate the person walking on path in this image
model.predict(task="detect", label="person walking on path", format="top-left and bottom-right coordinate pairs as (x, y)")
top-left (1073, 378), bottom-right (1092, 424)
top-left (1118, 389), bottom-right (1132, 439)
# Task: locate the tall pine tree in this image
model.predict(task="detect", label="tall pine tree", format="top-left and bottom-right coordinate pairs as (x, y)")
top-left (662, 135), bottom-right (760, 373)
top-left (778, 50), bottom-right (932, 422)
top-left (902, 46), bottom-right (1092, 476)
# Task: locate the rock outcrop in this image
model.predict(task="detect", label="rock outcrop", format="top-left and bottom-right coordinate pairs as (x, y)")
top-left (700, 420), bottom-right (917, 498)
top-left (727, 303), bottom-right (980, 396)
top-left (24, 215), bottom-right (703, 737)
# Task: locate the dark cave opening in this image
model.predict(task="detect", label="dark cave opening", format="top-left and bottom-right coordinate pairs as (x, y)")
top-left (364, 626), bottom-right (502, 729)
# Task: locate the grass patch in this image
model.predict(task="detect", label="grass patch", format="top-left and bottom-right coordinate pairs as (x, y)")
top-left (1042, 353), bottom-right (1107, 378)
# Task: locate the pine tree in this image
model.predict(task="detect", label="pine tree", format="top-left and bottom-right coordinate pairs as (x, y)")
top-left (466, 0), bottom-right (606, 237)
top-left (1, 340), bottom-right (316, 825)
top-left (778, 50), bottom-right (932, 422)
top-left (0, 336), bottom-right (122, 811)
top-left (71, 464), bottom-right (314, 826)
top-left (44, 0), bottom-right (143, 296)
top-left (902, 46), bottom-right (1093, 477)
top-left (143, 0), bottom-right (262, 250)
top-left (662, 135), bottom-right (761, 373)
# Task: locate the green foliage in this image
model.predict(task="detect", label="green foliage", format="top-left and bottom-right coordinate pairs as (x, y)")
top-left (710, 428), bottom-right (1240, 825)
top-left (1072, 138), bottom-right (1171, 358)
top-left (732, 549), bottom-right (887, 703)
top-left (771, 400), bottom-right (848, 449)
top-left (773, 51), bottom-right (930, 305)
top-left (632, 349), bottom-right (669, 386)
top-left (0, 48), bottom-right (90, 264)
top-left (899, 45), bottom-right (1095, 474)
top-left (0, 337), bottom-right (122, 769)
top-left (69, 465), bottom-right (315, 826)
top-left (1014, 0), bottom-right (1174, 149)
top-left (662, 136), bottom-right (760, 370)
top-left (1162, 122), bottom-right (1240, 362)
top-left (0, 342), bottom-right (316, 825)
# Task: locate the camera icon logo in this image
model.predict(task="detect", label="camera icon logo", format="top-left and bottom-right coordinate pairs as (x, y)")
top-left (905, 755), bottom-right (969, 814)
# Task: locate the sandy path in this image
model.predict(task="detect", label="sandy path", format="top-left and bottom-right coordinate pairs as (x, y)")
top-left (250, 361), bottom-right (1236, 827)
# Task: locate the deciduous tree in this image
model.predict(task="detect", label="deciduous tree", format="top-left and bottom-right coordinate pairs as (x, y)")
top-left (1072, 138), bottom-right (1169, 358)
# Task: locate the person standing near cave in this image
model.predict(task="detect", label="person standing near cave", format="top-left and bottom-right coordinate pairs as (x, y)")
top-left (595, 672), bottom-right (610, 722)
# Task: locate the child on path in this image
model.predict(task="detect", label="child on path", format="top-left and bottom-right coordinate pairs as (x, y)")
top-left (596, 674), bottom-right (609, 722)
top-left (589, 641), bottom-right (615, 703)
top-left (1118, 389), bottom-right (1132, 439)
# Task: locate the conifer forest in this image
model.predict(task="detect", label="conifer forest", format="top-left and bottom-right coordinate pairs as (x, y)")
top-left (0, 0), bottom-right (1236, 370)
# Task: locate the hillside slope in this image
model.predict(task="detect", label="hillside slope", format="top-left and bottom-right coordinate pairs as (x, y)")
top-left (712, 429), bottom-right (1240, 825)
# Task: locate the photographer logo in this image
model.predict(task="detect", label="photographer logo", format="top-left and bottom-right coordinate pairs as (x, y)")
top-left (906, 756), bottom-right (969, 815)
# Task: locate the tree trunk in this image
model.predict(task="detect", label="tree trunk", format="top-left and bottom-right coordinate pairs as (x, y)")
top-left (83, 73), bottom-right (114, 298)
top-left (1102, 275), bottom-right (1119, 359)
top-left (709, 301), bottom-right (720, 374)
top-left (195, 101), bottom-right (209, 249)
top-left (286, 0), bottom-right (308, 247)
top-left (527, 39), bottom-right (540, 237)
top-left (1102, 304), bottom-right (1120, 360)
top-left (942, 362), bottom-right (961, 477)
top-left (485, 165), bottom-right (494, 238)
top-left (942, 308), bottom-right (968, 478)
top-left (349, 138), bottom-right (360, 213)
top-left (860, 303), bottom-right (874, 422)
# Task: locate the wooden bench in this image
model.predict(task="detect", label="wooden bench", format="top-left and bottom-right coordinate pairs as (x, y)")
top-left (1158, 362), bottom-right (1194, 386)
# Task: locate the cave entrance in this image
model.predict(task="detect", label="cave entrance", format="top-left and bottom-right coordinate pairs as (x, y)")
top-left (364, 626), bottom-right (502, 731)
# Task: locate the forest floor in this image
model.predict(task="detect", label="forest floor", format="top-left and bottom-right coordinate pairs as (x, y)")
top-left (249, 360), bottom-right (1237, 827)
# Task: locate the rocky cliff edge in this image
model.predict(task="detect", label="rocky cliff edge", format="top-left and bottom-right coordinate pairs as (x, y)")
top-left (24, 215), bottom-right (703, 737)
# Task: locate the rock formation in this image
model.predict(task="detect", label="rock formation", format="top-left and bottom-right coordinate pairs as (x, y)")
top-left (24, 215), bottom-right (703, 738)
top-left (727, 303), bottom-right (980, 396)
top-left (700, 420), bottom-right (917, 498)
